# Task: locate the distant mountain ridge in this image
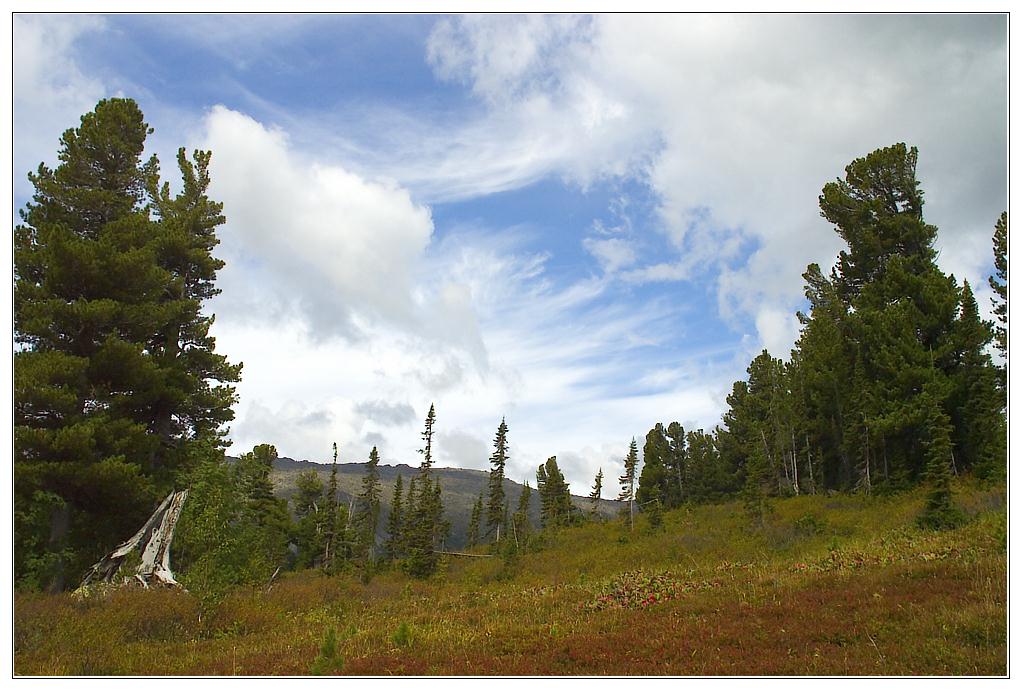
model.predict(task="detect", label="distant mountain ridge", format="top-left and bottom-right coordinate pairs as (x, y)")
top-left (259, 455), bottom-right (622, 549)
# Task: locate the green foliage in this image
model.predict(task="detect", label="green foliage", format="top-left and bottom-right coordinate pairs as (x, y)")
top-left (537, 456), bottom-right (575, 529)
top-left (617, 439), bottom-right (639, 530)
top-left (384, 474), bottom-right (405, 560)
top-left (466, 492), bottom-right (483, 547)
top-left (354, 447), bottom-right (383, 562)
top-left (637, 424), bottom-right (670, 508)
top-left (644, 496), bottom-right (663, 532)
top-left (988, 212), bottom-right (1007, 364)
top-left (291, 470), bottom-right (326, 569)
top-left (588, 468), bottom-right (603, 517)
top-left (13, 98), bottom-right (240, 590)
top-left (918, 395), bottom-right (965, 531)
top-left (699, 143), bottom-right (1006, 509)
top-left (175, 446), bottom-right (287, 606)
top-left (512, 482), bottom-right (533, 543)
top-left (309, 627), bottom-right (344, 675)
top-left (391, 621), bottom-right (414, 648)
top-left (403, 405), bottom-right (449, 578)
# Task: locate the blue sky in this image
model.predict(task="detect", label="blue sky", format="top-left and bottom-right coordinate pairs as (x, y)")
top-left (12, 13), bottom-right (1007, 493)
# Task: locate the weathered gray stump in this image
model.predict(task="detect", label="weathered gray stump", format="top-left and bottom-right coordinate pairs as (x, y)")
top-left (78, 489), bottom-right (189, 590)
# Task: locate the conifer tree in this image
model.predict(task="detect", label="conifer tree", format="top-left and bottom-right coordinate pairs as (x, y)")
top-left (233, 444), bottom-right (290, 572)
top-left (918, 392), bottom-right (963, 530)
top-left (537, 456), bottom-right (573, 528)
top-left (322, 443), bottom-right (344, 569)
top-left (14, 98), bottom-right (241, 590)
top-left (588, 468), bottom-right (603, 517)
top-left (512, 482), bottom-right (532, 543)
top-left (664, 422), bottom-right (688, 506)
top-left (948, 282), bottom-right (1006, 477)
top-left (741, 445), bottom-right (771, 528)
top-left (418, 403), bottom-right (436, 469)
top-left (292, 470), bottom-right (325, 568)
top-left (617, 439), bottom-right (639, 530)
top-left (355, 447), bottom-right (382, 561)
top-left (405, 405), bottom-right (445, 577)
top-left (467, 492), bottom-right (483, 547)
top-left (401, 475), bottom-right (418, 557)
top-left (989, 211), bottom-right (1007, 366)
top-left (637, 424), bottom-right (671, 508)
top-left (486, 418), bottom-right (509, 541)
top-left (384, 474), bottom-right (404, 560)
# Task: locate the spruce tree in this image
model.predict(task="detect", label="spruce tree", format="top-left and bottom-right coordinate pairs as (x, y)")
top-left (918, 392), bottom-right (963, 530)
top-left (233, 444), bottom-right (290, 572)
top-left (467, 492), bottom-right (483, 547)
top-left (588, 468), bottom-right (603, 517)
top-left (617, 439), bottom-right (639, 531)
top-left (486, 418), bottom-right (509, 541)
top-left (512, 482), bottom-right (532, 543)
top-left (405, 405), bottom-right (444, 577)
top-left (14, 98), bottom-right (240, 590)
top-left (384, 474), bottom-right (404, 560)
top-left (322, 443), bottom-right (343, 569)
top-left (989, 212), bottom-right (1007, 366)
top-left (741, 445), bottom-right (771, 528)
top-left (537, 456), bottom-right (573, 528)
top-left (292, 470), bottom-right (325, 569)
top-left (355, 447), bottom-right (382, 561)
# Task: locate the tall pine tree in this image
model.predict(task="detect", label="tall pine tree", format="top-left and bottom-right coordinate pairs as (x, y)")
top-left (486, 418), bottom-right (509, 541)
top-left (355, 447), bottom-right (382, 561)
top-left (617, 439), bottom-right (639, 531)
top-left (14, 98), bottom-right (240, 591)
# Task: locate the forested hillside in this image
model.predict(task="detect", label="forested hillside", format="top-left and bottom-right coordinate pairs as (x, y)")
top-left (267, 455), bottom-right (621, 548)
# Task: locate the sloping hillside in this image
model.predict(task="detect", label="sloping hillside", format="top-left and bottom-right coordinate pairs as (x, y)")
top-left (268, 456), bottom-right (622, 548)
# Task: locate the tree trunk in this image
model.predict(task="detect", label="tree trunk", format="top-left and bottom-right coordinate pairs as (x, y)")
top-left (46, 502), bottom-right (70, 594)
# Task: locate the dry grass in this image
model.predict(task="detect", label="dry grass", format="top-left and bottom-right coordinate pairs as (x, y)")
top-left (14, 481), bottom-right (1006, 676)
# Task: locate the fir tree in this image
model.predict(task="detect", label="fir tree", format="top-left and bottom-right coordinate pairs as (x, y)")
top-left (486, 418), bottom-right (509, 541)
top-left (617, 439), bottom-right (639, 530)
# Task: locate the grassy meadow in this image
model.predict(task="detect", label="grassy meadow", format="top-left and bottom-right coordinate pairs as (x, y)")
top-left (14, 480), bottom-right (1006, 676)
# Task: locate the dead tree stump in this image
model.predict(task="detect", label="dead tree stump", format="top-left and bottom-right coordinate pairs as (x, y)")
top-left (78, 489), bottom-right (189, 591)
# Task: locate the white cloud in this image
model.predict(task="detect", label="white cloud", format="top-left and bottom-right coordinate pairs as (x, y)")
top-left (583, 236), bottom-right (637, 274)
top-left (421, 14), bottom-right (1007, 356)
top-left (13, 15), bottom-right (106, 199)
top-left (203, 106), bottom-right (443, 341)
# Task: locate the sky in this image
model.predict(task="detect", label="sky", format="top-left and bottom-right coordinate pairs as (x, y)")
top-left (11, 12), bottom-right (1008, 494)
